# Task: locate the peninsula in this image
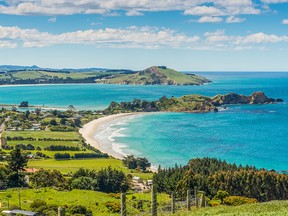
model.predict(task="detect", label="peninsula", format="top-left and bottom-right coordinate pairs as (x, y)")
top-left (96, 66), bottom-right (210, 85)
top-left (0, 65), bottom-right (210, 86)
top-left (104, 92), bottom-right (284, 114)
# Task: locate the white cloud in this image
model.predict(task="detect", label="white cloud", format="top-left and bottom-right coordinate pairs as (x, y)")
top-left (226, 16), bottom-right (246, 23)
top-left (0, 0), bottom-right (261, 17)
top-left (0, 25), bottom-right (288, 50)
top-left (197, 16), bottom-right (223, 23)
top-left (0, 25), bottom-right (200, 49)
top-left (48, 17), bottom-right (57, 23)
top-left (0, 40), bottom-right (17, 48)
top-left (261, 0), bottom-right (288, 3)
top-left (184, 6), bottom-right (224, 16)
top-left (282, 19), bottom-right (288, 24)
top-left (125, 10), bottom-right (144, 16)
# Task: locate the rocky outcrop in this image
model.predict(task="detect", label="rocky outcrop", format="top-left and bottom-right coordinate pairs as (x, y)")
top-left (212, 92), bottom-right (282, 106)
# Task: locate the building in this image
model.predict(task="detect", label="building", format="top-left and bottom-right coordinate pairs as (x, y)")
top-left (132, 176), bottom-right (143, 183)
top-left (2, 210), bottom-right (39, 216)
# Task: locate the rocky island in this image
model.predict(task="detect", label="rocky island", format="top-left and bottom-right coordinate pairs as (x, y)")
top-left (104, 92), bottom-right (284, 114)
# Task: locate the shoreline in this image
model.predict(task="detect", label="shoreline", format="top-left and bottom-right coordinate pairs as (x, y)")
top-left (79, 113), bottom-right (146, 159)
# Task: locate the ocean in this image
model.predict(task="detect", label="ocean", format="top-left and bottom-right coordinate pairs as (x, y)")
top-left (1, 72), bottom-right (287, 171)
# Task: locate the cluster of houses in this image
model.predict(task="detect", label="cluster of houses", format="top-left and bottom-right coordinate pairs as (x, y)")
top-left (6, 121), bottom-right (41, 131)
top-left (132, 176), bottom-right (153, 192)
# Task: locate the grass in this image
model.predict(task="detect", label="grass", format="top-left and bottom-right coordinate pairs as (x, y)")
top-left (0, 188), bottom-right (170, 216)
top-left (190, 201), bottom-right (288, 216)
top-left (0, 189), bottom-right (171, 215)
top-left (0, 189), bottom-right (287, 216)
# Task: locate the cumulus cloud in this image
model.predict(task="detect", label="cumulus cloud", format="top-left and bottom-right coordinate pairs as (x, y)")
top-left (0, 40), bottom-right (17, 48)
top-left (0, 25), bottom-right (200, 49)
top-left (226, 16), bottom-right (246, 23)
top-left (125, 10), bottom-right (144, 16)
top-left (197, 16), bottom-right (223, 23)
top-left (261, 0), bottom-right (288, 3)
top-left (0, 0), bottom-right (261, 17)
top-left (184, 6), bottom-right (224, 16)
top-left (282, 19), bottom-right (288, 24)
top-left (0, 25), bottom-right (287, 50)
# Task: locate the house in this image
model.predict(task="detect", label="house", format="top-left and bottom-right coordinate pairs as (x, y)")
top-left (31, 124), bottom-right (41, 131)
top-left (132, 176), bottom-right (143, 183)
top-left (27, 154), bottom-right (34, 159)
top-left (147, 180), bottom-right (153, 186)
top-left (2, 210), bottom-right (39, 216)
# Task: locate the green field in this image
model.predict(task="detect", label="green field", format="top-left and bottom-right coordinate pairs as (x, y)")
top-left (0, 188), bottom-right (170, 216)
top-left (28, 158), bottom-right (153, 179)
top-left (4, 131), bottom-right (81, 140)
top-left (0, 188), bottom-right (288, 216)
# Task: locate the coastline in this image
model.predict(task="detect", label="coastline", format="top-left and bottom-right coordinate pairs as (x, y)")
top-left (79, 113), bottom-right (146, 159)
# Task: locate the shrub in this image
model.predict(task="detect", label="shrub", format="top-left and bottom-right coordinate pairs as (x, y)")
top-left (208, 200), bottom-right (221, 207)
top-left (224, 196), bottom-right (258, 206)
top-left (104, 201), bottom-right (121, 213)
top-left (68, 205), bottom-right (92, 215)
top-left (71, 177), bottom-right (96, 190)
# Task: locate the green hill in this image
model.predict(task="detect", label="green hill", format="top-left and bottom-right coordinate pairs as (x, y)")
top-left (96, 66), bottom-right (211, 85)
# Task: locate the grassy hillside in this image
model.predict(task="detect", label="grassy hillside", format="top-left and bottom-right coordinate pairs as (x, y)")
top-left (0, 189), bottom-right (287, 216)
top-left (97, 66), bottom-right (210, 85)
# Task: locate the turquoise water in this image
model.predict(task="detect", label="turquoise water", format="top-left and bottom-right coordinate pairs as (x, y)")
top-left (0, 72), bottom-right (287, 171)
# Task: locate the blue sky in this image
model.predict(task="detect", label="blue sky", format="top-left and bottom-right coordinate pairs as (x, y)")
top-left (0, 0), bottom-right (288, 71)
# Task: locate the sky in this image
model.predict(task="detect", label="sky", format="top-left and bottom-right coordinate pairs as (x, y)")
top-left (0, 0), bottom-right (288, 71)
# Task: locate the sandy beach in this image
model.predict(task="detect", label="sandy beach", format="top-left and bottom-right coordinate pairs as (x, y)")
top-left (79, 113), bottom-right (143, 159)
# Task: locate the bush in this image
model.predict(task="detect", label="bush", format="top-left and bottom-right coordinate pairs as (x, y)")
top-left (224, 196), bottom-right (258, 206)
top-left (208, 200), bottom-right (221, 207)
top-left (104, 201), bottom-right (121, 213)
top-left (71, 177), bottom-right (96, 190)
top-left (68, 205), bottom-right (92, 215)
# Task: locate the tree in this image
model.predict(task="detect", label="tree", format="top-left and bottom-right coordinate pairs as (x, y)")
top-left (123, 155), bottom-right (138, 169)
top-left (74, 118), bottom-right (82, 127)
top-left (6, 148), bottom-right (28, 187)
top-left (25, 110), bottom-right (30, 119)
top-left (19, 101), bottom-right (29, 107)
top-left (49, 119), bottom-right (57, 126)
top-left (30, 169), bottom-right (68, 189)
top-left (68, 105), bottom-right (76, 112)
top-left (60, 118), bottom-right (67, 125)
top-left (214, 190), bottom-right (229, 204)
top-left (136, 157), bottom-right (151, 172)
top-left (35, 108), bottom-right (41, 117)
top-left (96, 166), bottom-right (129, 193)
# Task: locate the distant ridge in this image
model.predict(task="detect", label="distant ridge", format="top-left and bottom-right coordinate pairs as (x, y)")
top-left (0, 65), bottom-right (110, 73)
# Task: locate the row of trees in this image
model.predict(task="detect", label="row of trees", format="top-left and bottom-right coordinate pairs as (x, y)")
top-left (31, 167), bottom-right (129, 193)
top-left (153, 158), bottom-right (288, 202)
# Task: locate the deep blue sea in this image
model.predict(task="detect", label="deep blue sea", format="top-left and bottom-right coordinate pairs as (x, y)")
top-left (0, 72), bottom-right (287, 171)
